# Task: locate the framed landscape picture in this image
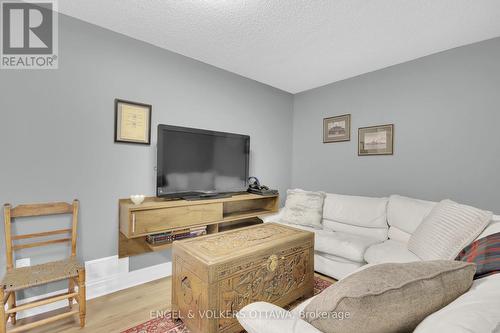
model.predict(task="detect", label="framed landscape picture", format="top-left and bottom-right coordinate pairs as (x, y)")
top-left (358, 124), bottom-right (394, 156)
top-left (323, 114), bottom-right (351, 143)
top-left (115, 99), bottom-right (152, 145)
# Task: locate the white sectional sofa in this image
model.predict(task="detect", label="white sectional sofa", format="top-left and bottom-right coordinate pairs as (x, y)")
top-left (246, 192), bottom-right (500, 333)
top-left (263, 193), bottom-right (500, 280)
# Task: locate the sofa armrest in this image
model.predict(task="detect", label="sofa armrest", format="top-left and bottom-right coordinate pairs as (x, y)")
top-left (261, 208), bottom-right (285, 223)
top-left (237, 302), bottom-right (322, 333)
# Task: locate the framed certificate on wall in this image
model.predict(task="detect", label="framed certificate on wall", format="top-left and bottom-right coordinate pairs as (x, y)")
top-left (114, 99), bottom-right (152, 145)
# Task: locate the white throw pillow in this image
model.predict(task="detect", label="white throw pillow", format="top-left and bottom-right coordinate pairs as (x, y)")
top-left (282, 189), bottom-right (325, 229)
top-left (408, 199), bottom-right (492, 260)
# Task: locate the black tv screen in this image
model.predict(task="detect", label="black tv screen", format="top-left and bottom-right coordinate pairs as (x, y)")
top-left (156, 125), bottom-right (250, 198)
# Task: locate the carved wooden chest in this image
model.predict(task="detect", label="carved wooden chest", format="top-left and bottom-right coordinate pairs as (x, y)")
top-left (172, 223), bottom-right (314, 333)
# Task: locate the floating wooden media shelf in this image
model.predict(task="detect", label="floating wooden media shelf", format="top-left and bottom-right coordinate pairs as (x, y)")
top-left (146, 241), bottom-right (173, 252)
top-left (118, 193), bottom-right (279, 258)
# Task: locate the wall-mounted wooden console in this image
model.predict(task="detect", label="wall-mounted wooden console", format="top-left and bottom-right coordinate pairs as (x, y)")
top-left (118, 193), bottom-right (279, 258)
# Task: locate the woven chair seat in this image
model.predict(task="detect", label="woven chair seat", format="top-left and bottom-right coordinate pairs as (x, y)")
top-left (1, 257), bottom-right (83, 292)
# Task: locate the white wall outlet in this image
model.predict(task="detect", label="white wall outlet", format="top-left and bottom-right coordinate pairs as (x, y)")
top-left (16, 258), bottom-right (30, 268)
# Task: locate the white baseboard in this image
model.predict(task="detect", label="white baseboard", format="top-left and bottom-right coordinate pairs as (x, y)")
top-left (8, 255), bottom-right (172, 320)
top-left (86, 256), bottom-right (172, 300)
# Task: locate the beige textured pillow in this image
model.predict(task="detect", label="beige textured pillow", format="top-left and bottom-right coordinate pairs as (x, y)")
top-left (282, 189), bottom-right (325, 229)
top-left (408, 199), bottom-right (492, 260)
top-left (304, 261), bottom-right (476, 333)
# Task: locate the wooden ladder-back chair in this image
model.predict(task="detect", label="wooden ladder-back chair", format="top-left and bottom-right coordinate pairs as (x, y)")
top-left (0, 200), bottom-right (86, 333)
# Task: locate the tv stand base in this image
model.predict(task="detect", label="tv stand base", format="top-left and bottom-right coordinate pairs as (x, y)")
top-left (118, 193), bottom-right (280, 258)
top-left (182, 193), bottom-right (233, 201)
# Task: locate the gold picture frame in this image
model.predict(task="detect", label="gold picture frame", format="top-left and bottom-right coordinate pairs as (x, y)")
top-left (323, 114), bottom-right (351, 143)
top-left (115, 99), bottom-right (152, 145)
top-left (358, 124), bottom-right (394, 156)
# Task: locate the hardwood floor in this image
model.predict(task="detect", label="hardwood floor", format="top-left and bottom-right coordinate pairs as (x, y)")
top-left (9, 277), bottom-right (172, 333)
top-left (10, 272), bottom-right (335, 333)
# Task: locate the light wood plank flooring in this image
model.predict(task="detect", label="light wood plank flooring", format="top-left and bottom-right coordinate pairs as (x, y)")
top-left (9, 277), bottom-right (172, 333)
top-left (10, 272), bottom-right (335, 333)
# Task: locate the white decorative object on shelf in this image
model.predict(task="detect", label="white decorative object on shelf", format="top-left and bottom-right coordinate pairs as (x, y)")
top-left (130, 195), bottom-right (145, 205)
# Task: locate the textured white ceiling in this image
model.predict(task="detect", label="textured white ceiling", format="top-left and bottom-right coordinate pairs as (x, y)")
top-left (59, 1), bottom-right (500, 93)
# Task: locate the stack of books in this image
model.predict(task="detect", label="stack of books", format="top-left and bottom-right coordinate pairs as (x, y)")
top-left (146, 226), bottom-right (207, 245)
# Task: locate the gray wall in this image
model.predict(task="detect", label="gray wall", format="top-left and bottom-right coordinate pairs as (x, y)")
top-left (292, 37), bottom-right (500, 212)
top-left (0, 13), bottom-right (293, 293)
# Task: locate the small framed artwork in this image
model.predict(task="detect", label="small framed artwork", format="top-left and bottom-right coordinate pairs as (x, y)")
top-left (358, 124), bottom-right (394, 156)
top-left (115, 99), bottom-right (152, 145)
top-left (323, 114), bottom-right (351, 143)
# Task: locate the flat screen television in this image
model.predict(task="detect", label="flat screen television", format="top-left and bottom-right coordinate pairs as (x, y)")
top-left (156, 125), bottom-right (250, 199)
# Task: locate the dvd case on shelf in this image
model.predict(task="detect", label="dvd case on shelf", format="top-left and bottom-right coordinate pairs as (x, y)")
top-left (146, 226), bottom-right (207, 245)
